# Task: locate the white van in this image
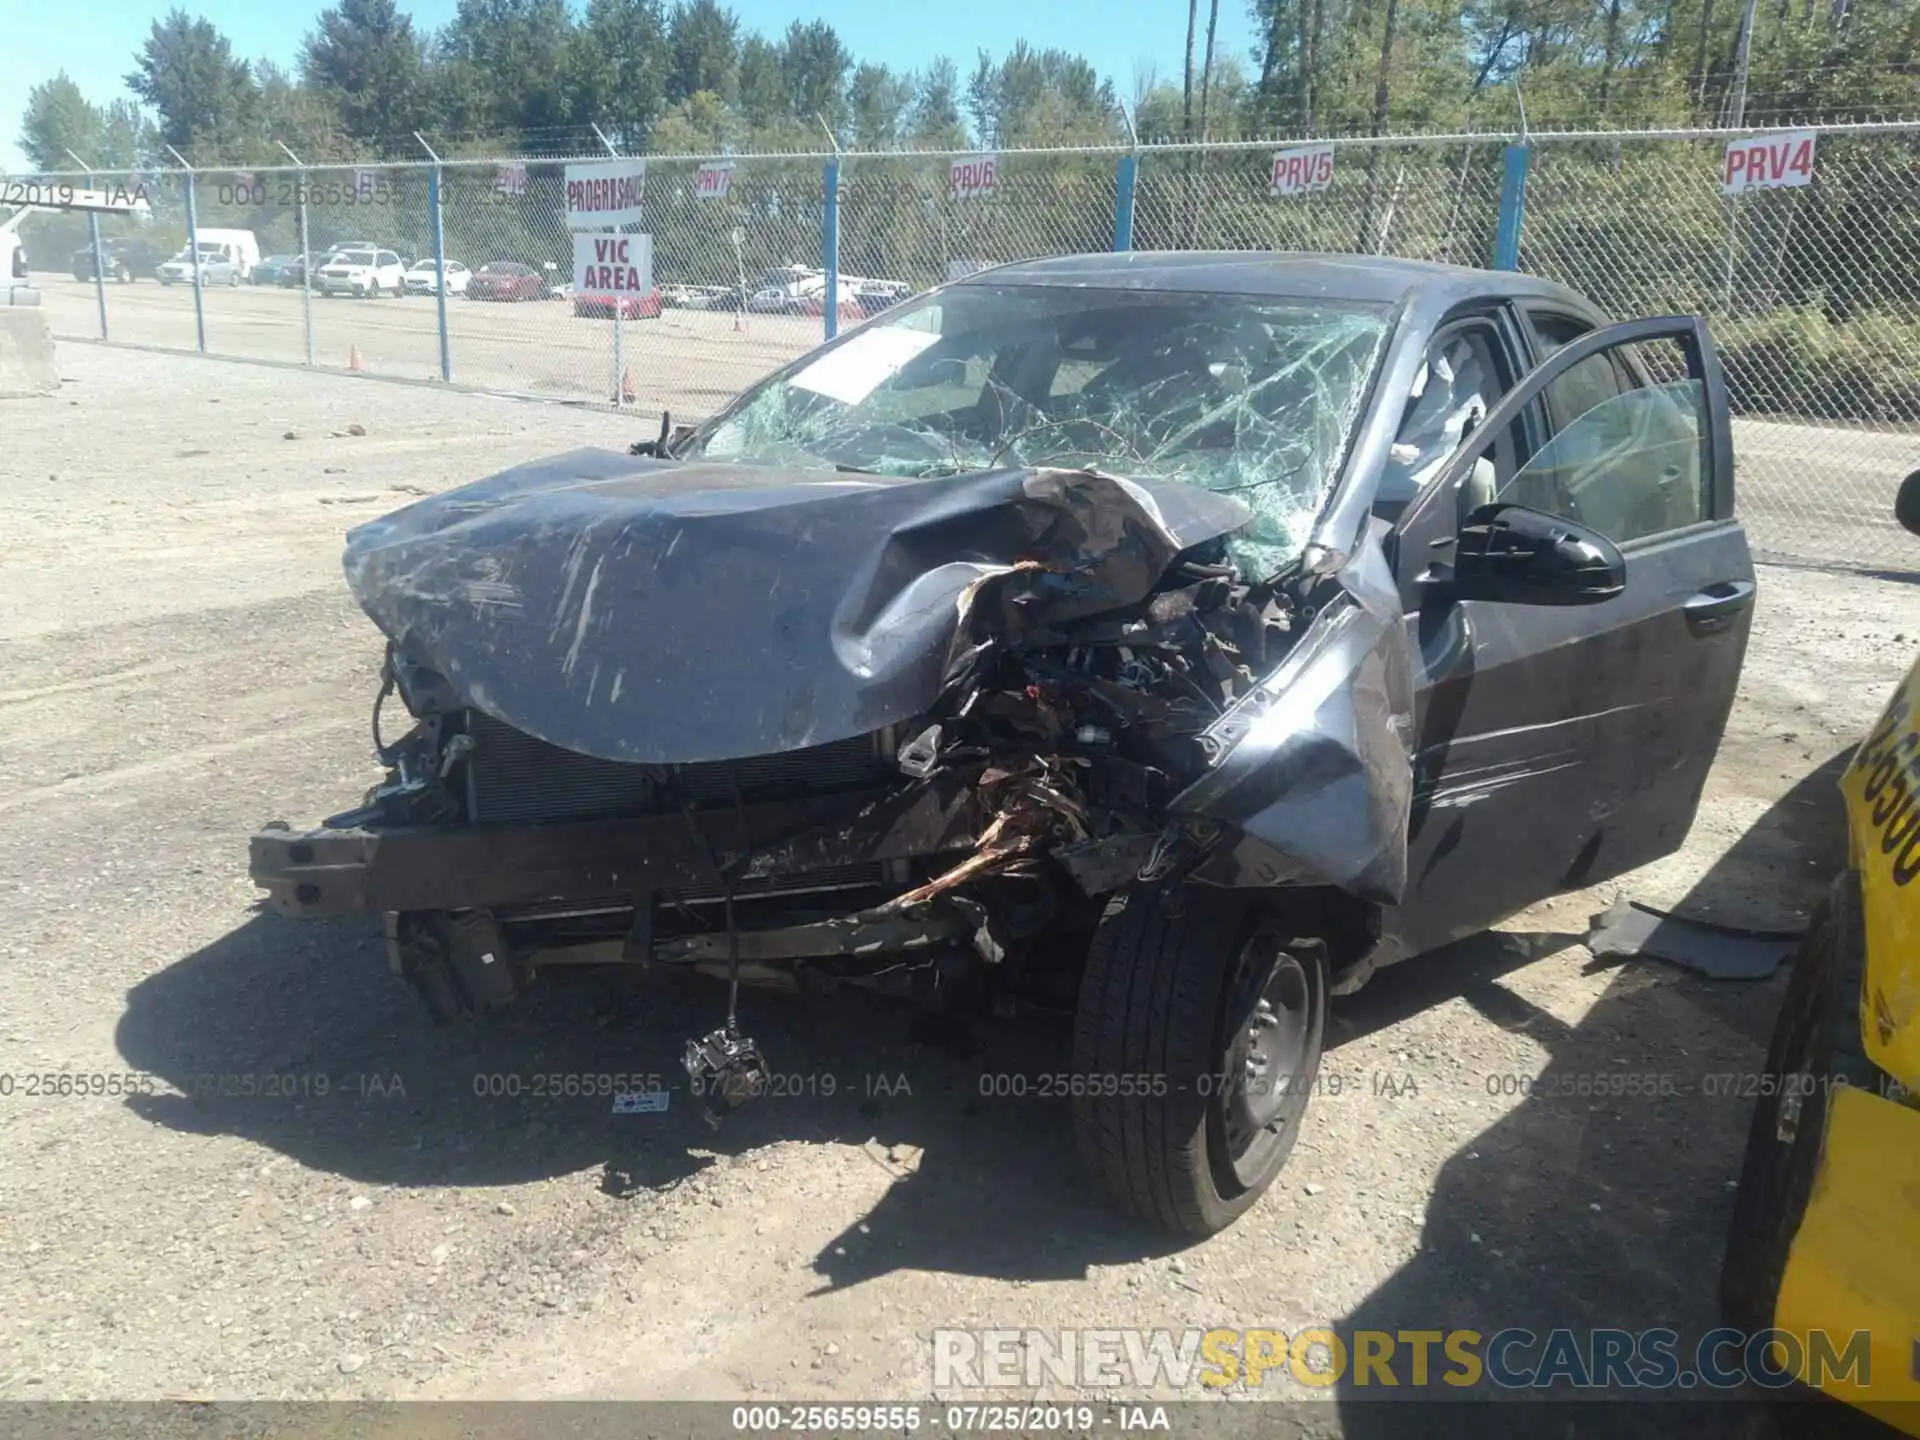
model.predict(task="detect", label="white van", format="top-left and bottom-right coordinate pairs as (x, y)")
top-left (185, 228), bottom-right (261, 280)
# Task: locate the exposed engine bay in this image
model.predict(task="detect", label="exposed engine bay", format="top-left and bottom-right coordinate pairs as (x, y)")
top-left (345, 518), bottom-right (1297, 995)
top-left (252, 450), bottom-right (1413, 1124)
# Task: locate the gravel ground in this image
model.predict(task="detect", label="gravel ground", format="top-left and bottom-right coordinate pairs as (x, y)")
top-left (1, 344), bottom-right (1917, 1424)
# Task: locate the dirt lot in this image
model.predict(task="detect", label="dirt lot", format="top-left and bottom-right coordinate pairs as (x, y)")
top-left (1, 344), bottom-right (1917, 1421)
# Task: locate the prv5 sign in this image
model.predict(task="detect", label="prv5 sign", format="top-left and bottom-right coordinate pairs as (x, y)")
top-left (1270, 143), bottom-right (1335, 197)
top-left (1723, 131), bottom-right (1817, 195)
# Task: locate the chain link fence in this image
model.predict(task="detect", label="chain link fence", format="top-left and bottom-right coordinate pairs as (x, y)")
top-left (1521, 128), bottom-right (1920, 569)
top-left (15, 123), bottom-right (1920, 571)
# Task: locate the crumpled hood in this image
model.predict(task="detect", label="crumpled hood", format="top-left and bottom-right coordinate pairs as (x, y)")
top-left (343, 449), bottom-right (1252, 764)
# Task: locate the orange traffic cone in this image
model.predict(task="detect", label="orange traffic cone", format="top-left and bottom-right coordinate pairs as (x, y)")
top-left (347, 345), bottom-right (365, 373)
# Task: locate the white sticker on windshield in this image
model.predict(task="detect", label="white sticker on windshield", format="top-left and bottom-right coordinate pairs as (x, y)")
top-left (789, 326), bottom-right (941, 407)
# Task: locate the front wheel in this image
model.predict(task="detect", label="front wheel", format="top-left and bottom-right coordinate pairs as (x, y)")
top-left (1071, 883), bottom-right (1328, 1235)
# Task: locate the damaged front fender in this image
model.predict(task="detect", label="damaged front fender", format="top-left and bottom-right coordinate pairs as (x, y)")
top-left (1172, 535), bottom-right (1415, 905)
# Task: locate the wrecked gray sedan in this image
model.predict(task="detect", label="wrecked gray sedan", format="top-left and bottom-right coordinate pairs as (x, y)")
top-left (252, 253), bottom-right (1754, 1233)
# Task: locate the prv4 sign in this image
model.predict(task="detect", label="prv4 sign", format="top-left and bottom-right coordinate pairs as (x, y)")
top-left (951, 155), bottom-right (999, 199)
top-left (695, 162), bottom-right (734, 201)
top-left (1723, 131), bottom-right (1817, 195)
top-left (1270, 143), bottom-right (1335, 197)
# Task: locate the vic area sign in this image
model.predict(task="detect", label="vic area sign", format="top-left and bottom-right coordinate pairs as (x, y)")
top-left (573, 232), bottom-right (654, 295)
top-left (1269, 143), bottom-right (1334, 197)
top-left (1723, 131), bottom-right (1817, 195)
top-left (564, 158), bottom-right (647, 229)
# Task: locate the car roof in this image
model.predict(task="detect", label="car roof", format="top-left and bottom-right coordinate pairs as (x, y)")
top-left (955, 250), bottom-right (1592, 312)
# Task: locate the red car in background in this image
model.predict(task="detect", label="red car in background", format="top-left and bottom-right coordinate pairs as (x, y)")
top-left (467, 262), bottom-right (546, 301)
top-left (573, 286), bottom-right (664, 320)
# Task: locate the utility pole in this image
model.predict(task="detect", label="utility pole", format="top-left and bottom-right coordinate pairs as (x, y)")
top-left (1728, 0), bottom-right (1761, 128)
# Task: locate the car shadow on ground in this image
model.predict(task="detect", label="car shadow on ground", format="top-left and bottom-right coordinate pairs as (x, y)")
top-left (113, 747), bottom-right (1858, 1303)
top-left (1329, 747), bottom-right (1883, 1438)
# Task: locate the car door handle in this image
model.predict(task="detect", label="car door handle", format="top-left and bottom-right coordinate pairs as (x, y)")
top-left (1684, 580), bottom-right (1756, 633)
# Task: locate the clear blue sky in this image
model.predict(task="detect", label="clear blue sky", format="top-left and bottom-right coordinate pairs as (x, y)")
top-left (3, 0), bottom-right (1260, 172)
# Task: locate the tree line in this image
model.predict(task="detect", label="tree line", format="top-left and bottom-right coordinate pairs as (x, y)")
top-left (18, 0), bottom-right (1920, 175)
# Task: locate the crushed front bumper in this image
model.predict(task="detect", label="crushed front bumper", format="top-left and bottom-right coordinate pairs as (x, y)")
top-left (249, 775), bottom-right (988, 918)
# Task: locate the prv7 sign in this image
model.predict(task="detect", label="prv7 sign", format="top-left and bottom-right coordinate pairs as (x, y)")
top-left (1270, 143), bottom-right (1335, 197)
top-left (565, 158), bottom-right (647, 229)
top-left (950, 154), bottom-right (998, 199)
top-left (695, 162), bottom-right (734, 200)
top-left (1723, 131), bottom-right (1817, 195)
top-left (573, 232), bottom-right (654, 296)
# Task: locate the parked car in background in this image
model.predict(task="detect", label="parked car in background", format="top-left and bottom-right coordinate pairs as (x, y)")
top-left (252, 253), bottom-right (1756, 1236)
top-left (853, 279), bottom-right (913, 316)
top-left (70, 237), bottom-right (169, 283)
top-left (662, 283), bottom-right (731, 310)
top-left (404, 258), bottom-right (471, 296)
top-left (194, 229), bottom-right (261, 279)
top-left (573, 285), bottom-right (662, 320)
top-left (467, 262), bottom-right (545, 302)
top-left (317, 248), bottom-right (406, 298)
top-left (745, 265), bottom-right (825, 313)
top-left (796, 292), bottom-right (865, 321)
top-left (157, 246), bottom-right (243, 287)
top-left (252, 255), bottom-right (303, 287)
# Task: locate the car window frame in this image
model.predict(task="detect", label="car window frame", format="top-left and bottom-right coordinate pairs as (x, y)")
top-left (1387, 314), bottom-right (1733, 607)
top-left (1373, 306), bottom-right (1532, 523)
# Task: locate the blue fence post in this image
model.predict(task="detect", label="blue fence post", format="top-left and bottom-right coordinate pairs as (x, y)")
top-left (168, 146), bottom-right (208, 354)
top-left (1113, 154), bottom-right (1138, 252)
top-left (86, 210), bottom-right (109, 340)
top-left (429, 162), bottom-right (452, 382)
top-left (1492, 142), bottom-right (1531, 271)
top-left (822, 157), bottom-right (841, 342)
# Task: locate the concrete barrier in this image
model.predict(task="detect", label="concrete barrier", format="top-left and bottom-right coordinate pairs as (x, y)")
top-left (0, 305), bottom-right (58, 398)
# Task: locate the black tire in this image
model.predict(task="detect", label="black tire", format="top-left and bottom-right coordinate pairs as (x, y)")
top-left (1072, 883), bottom-right (1328, 1234)
top-left (1721, 876), bottom-right (1878, 1333)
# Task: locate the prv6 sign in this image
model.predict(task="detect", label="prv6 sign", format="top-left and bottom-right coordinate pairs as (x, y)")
top-left (573, 232), bottom-right (654, 296)
top-left (565, 158), bottom-right (647, 229)
top-left (695, 162), bottom-right (735, 201)
top-left (950, 155), bottom-right (999, 199)
top-left (1723, 131), bottom-right (1817, 195)
top-left (1270, 143), bottom-right (1335, 197)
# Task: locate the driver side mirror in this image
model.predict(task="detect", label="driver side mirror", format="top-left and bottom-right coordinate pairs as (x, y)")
top-left (1897, 470), bottom-right (1920, 537)
top-left (1440, 503), bottom-right (1626, 606)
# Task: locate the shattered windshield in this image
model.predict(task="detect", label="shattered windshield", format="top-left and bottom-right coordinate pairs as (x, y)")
top-left (690, 283), bottom-right (1391, 576)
